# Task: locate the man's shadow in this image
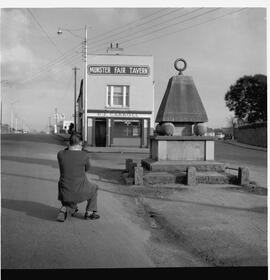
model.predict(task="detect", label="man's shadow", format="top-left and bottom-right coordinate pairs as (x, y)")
top-left (1, 199), bottom-right (58, 222)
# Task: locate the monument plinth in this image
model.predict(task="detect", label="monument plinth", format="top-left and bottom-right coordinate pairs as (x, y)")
top-left (150, 135), bottom-right (214, 161)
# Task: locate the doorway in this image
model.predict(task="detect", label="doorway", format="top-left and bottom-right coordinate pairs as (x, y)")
top-left (95, 118), bottom-right (106, 147)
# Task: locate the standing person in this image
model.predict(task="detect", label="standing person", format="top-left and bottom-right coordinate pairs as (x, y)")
top-left (68, 123), bottom-right (75, 135)
top-left (56, 132), bottom-right (100, 222)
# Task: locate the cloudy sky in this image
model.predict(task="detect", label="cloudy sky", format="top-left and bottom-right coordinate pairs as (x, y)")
top-left (1, 1), bottom-right (268, 132)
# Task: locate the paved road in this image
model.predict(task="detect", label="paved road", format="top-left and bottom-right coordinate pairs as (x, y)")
top-left (1, 134), bottom-right (205, 268)
top-left (214, 140), bottom-right (267, 188)
top-left (83, 139), bottom-right (267, 188)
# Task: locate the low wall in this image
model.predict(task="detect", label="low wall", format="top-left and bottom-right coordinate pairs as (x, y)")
top-left (234, 122), bottom-right (267, 148)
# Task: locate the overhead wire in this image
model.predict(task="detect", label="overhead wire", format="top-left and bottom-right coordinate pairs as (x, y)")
top-left (89, 8), bottom-right (168, 42)
top-left (13, 8), bottom-right (205, 85)
top-left (19, 52), bottom-right (81, 85)
top-left (124, 8), bottom-right (247, 49)
top-left (12, 11), bottom-right (83, 85)
top-left (86, 8), bottom-right (219, 53)
top-left (21, 8), bottom-right (169, 83)
top-left (88, 8), bottom-right (203, 49)
top-left (14, 9), bottom-right (181, 85)
top-left (29, 43), bottom-right (82, 73)
top-left (87, 8), bottom-right (180, 46)
top-left (11, 8), bottom-right (246, 86)
top-left (120, 8), bottom-right (221, 45)
top-left (14, 41), bottom-right (82, 85)
top-left (27, 8), bottom-right (74, 66)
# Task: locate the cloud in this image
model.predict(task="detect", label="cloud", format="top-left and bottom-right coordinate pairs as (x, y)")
top-left (92, 8), bottom-right (139, 28)
top-left (1, 9), bottom-right (36, 82)
top-left (2, 45), bottom-right (34, 64)
top-left (1, 8), bottom-right (30, 47)
top-left (1, 43), bottom-right (49, 84)
top-left (1, 9), bottom-right (70, 86)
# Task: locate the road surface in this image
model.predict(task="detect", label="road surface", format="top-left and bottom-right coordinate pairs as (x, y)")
top-left (214, 140), bottom-right (267, 188)
top-left (1, 134), bottom-right (205, 268)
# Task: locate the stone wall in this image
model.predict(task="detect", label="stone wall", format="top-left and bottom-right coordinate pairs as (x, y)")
top-left (234, 122), bottom-right (267, 148)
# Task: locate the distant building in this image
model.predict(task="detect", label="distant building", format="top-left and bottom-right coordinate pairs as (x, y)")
top-left (205, 127), bottom-right (215, 137)
top-left (1, 124), bottom-right (10, 134)
top-left (77, 50), bottom-right (154, 147)
top-left (59, 120), bottom-right (73, 133)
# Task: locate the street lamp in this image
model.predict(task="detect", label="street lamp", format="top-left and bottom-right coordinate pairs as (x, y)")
top-left (57, 26), bottom-right (88, 143)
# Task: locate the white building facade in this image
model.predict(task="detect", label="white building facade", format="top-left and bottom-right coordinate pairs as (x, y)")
top-left (77, 53), bottom-right (154, 147)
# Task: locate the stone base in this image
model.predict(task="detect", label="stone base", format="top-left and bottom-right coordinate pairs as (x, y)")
top-left (143, 172), bottom-right (176, 185)
top-left (143, 170), bottom-right (236, 185)
top-left (150, 135), bottom-right (215, 161)
top-left (141, 158), bottom-right (225, 172)
top-left (196, 171), bottom-right (236, 184)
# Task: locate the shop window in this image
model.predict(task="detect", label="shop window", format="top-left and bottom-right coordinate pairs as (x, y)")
top-left (107, 85), bottom-right (129, 107)
top-left (113, 120), bottom-right (141, 137)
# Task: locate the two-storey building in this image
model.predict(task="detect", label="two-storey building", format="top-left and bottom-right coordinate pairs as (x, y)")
top-left (77, 51), bottom-right (154, 147)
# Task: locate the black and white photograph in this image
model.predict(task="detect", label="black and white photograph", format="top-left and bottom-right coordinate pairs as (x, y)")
top-left (1, 0), bottom-right (268, 277)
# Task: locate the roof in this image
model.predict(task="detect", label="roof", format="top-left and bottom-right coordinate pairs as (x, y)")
top-left (155, 75), bottom-right (208, 123)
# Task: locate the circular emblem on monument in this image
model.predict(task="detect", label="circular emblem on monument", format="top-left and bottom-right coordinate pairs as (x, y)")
top-left (174, 58), bottom-right (187, 75)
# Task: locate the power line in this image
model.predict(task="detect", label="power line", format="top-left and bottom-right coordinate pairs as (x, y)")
top-left (30, 43), bottom-right (82, 74)
top-left (89, 8), bottom-right (168, 42)
top-left (87, 8), bottom-right (180, 46)
top-left (19, 52), bottom-right (81, 85)
top-left (27, 8), bottom-right (73, 66)
top-left (8, 8), bottom-right (246, 87)
top-left (9, 9), bottom-right (199, 86)
top-left (13, 43), bottom-right (82, 86)
top-left (124, 8), bottom-right (247, 49)
top-left (86, 8), bottom-right (220, 53)
top-left (18, 8), bottom-right (225, 85)
top-left (12, 10), bottom-right (175, 85)
top-left (120, 8), bottom-right (220, 45)
top-left (91, 8), bottom-right (203, 49)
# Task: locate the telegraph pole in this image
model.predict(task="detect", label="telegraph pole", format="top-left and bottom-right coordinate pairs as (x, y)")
top-left (10, 110), bottom-right (13, 133)
top-left (73, 67), bottom-right (79, 131)
top-left (15, 116), bottom-right (18, 133)
top-left (83, 25), bottom-right (88, 143)
top-left (48, 116), bottom-right (51, 134)
top-left (55, 108), bottom-right (58, 133)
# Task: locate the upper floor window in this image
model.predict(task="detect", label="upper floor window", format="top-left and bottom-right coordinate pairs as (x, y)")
top-left (107, 85), bottom-right (129, 107)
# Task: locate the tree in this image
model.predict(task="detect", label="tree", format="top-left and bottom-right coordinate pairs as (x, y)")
top-left (224, 74), bottom-right (267, 123)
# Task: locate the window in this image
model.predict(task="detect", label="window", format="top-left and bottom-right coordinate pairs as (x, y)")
top-left (107, 85), bottom-right (130, 107)
top-left (113, 120), bottom-right (141, 137)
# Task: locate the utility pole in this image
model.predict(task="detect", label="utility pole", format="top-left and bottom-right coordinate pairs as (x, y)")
top-left (83, 25), bottom-right (88, 144)
top-left (56, 25), bottom-right (88, 141)
top-left (73, 67), bottom-right (79, 131)
top-left (15, 117), bottom-right (18, 133)
top-left (48, 116), bottom-right (51, 134)
top-left (10, 101), bottom-right (18, 133)
top-left (1, 100), bottom-right (2, 130)
top-left (10, 110), bottom-right (13, 133)
top-left (55, 108), bottom-right (58, 133)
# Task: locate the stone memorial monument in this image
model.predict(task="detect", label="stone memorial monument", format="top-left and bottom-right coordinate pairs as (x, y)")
top-left (142, 58), bottom-right (225, 175)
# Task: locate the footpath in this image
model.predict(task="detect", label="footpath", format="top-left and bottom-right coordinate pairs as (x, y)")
top-left (58, 133), bottom-right (266, 153)
top-left (223, 139), bottom-right (267, 152)
top-left (57, 133), bottom-right (267, 266)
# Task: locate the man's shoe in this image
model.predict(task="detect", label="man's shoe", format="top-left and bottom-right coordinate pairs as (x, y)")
top-left (71, 207), bottom-right (79, 217)
top-left (84, 212), bottom-right (100, 220)
top-left (57, 207), bottom-right (67, 222)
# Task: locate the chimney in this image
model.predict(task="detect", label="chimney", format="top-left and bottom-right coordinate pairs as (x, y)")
top-left (107, 42), bottom-right (123, 55)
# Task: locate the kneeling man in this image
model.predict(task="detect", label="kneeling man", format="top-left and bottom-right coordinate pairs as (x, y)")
top-left (57, 133), bottom-right (100, 222)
